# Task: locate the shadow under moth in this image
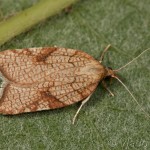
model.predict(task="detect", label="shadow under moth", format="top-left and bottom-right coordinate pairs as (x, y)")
top-left (0, 45), bottom-right (149, 124)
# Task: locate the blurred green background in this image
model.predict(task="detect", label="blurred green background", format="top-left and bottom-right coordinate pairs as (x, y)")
top-left (0, 0), bottom-right (150, 149)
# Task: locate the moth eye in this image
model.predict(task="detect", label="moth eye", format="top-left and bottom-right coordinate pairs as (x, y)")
top-left (105, 76), bottom-right (112, 80)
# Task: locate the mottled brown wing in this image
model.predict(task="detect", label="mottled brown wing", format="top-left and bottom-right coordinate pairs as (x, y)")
top-left (0, 47), bottom-right (105, 114)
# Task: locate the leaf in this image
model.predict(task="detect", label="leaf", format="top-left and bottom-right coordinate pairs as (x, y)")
top-left (0, 0), bottom-right (78, 46)
top-left (0, 0), bottom-right (150, 150)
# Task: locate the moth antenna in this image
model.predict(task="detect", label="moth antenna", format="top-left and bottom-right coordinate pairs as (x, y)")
top-left (114, 48), bottom-right (150, 72)
top-left (99, 44), bottom-right (111, 63)
top-left (113, 75), bottom-right (150, 118)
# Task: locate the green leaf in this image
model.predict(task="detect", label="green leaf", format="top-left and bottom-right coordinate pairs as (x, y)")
top-left (0, 10), bottom-right (3, 21)
top-left (0, 0), bottom-right (150, 150)
top-left (0, 0), bottom-right (78, 46)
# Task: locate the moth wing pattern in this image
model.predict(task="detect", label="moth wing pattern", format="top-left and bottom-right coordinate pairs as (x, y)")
top-left (0, 47), bottom-right (105, 114)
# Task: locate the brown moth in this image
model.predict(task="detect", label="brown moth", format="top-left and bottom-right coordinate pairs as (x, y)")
top-left (0, 45), bottom-right (149, 124)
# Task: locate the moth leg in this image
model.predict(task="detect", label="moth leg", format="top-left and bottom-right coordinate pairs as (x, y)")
top-left (102, 81), bottom-right (114, 97)
top-left (72, 94), bottom-right (92, 124)
top-left (99, 44), bottom-right (111, 63)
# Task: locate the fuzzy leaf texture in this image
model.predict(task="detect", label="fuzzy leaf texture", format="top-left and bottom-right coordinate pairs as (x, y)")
top-left (0, 0), bottom-right (150, 150)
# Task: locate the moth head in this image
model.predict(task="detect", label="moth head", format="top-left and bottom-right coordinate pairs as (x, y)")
top-left (99, 46), bottom-right (150, 119)
top-left (105, 67), bottom-right (117, 78)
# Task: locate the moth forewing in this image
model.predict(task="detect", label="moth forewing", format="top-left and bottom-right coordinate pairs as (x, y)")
top-left (0, 47), bottom-right (104, 115)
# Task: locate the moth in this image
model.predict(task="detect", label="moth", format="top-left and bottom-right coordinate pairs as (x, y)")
top-left (0, 45), bottom-right (149, 124)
